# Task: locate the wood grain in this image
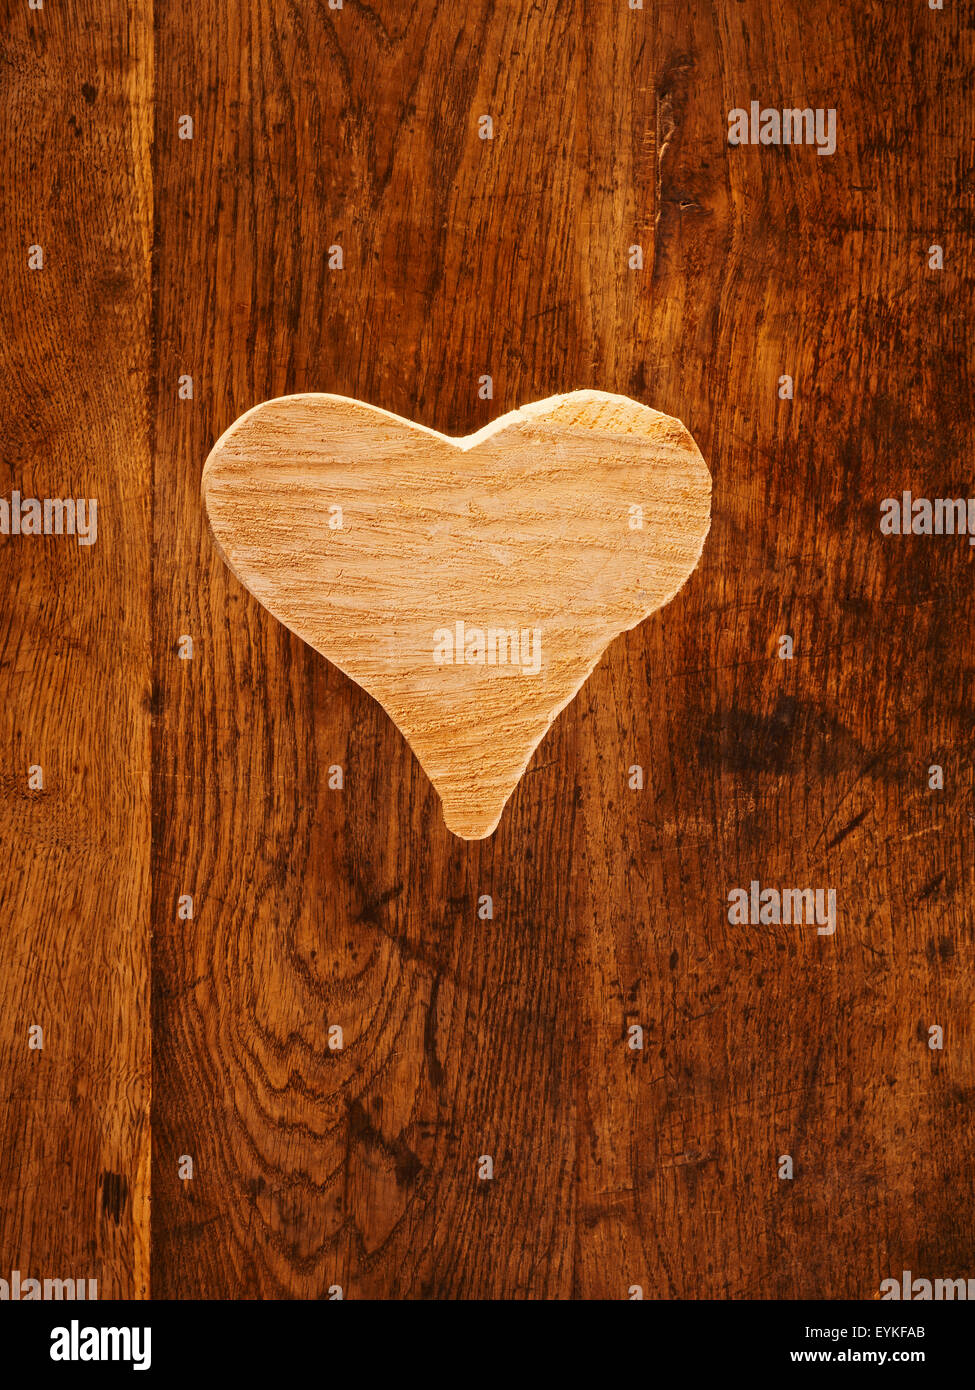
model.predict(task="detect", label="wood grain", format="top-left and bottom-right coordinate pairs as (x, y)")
top-left (0, 0), bottom-right (152, 1298)
top-left (203, 390), bottom-right (711, 838)
top-left (150, 0), bottom-right (975, 1299)
top-left (1, 0), bottom-right (971, 1304)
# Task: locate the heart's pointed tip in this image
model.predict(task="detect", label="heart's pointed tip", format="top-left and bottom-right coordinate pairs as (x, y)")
top-left (442, 816), bottom-right (504, 841)
top-left (440, 801), bottom-right (505, 841)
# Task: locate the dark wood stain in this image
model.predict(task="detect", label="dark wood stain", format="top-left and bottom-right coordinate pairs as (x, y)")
top-left (1, 0), bottom-right (973, 1299)
top-left (0, 0), bottom-right (152, 1299)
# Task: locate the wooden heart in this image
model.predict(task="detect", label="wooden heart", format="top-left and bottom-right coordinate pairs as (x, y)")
top-left (203, 390), bottom-right (711, 838)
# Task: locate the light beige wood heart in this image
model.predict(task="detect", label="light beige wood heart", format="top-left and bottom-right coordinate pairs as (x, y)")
top-left (203, 390), bottom-right (711, 838)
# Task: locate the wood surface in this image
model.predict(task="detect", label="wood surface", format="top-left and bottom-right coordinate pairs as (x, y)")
top-left (1, 0), bottom-right (973, 1300)
top-left (203, 390), bottom-right (711, 838)
top-left (0, 1), bottom-right (152, 1298)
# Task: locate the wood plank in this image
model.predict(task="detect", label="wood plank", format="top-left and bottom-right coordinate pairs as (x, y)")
top-left (151, 0), bottom-right (975, 1298)
top-left (0, 0), bottom-right (152, 1299)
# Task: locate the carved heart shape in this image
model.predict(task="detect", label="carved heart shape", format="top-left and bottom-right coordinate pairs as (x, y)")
top-left (203, 390), bottom-right (711, 838)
